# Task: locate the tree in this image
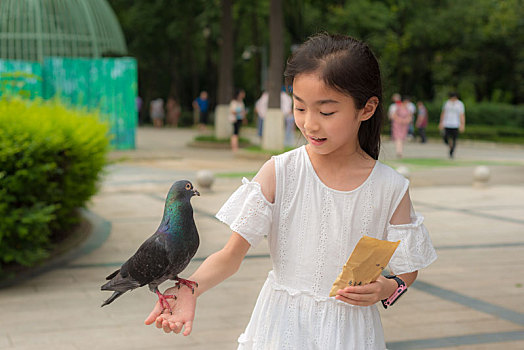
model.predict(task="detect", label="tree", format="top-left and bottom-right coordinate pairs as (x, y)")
top-left (215, 0), bottom-right (235, 139)
top-left (262, 0), bottom-right (285, 151)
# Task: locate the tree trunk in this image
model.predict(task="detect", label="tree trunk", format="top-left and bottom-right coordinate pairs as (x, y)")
top-left (262, 0), bottom-right (284, 151)
top-left (215, 0), bottom-right (234, 139)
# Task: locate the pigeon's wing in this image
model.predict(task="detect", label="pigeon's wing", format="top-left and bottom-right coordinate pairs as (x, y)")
top-left (122, 232), bottom-right (172, 287)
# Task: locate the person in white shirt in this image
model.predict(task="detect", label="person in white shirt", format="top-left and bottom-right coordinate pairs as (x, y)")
top-left (439, 92), bottom-right (466, 158)
top-left (255, 91), bottom-right (268, 138)
top-left (281, 88), bottom-right (294, 146)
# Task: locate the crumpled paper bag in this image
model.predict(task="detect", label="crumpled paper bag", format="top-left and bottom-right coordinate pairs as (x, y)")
top-left (329, 236), bottom-right (400, 297)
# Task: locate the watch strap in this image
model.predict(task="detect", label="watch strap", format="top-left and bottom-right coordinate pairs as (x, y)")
top-left (381, 275), bottom-right (407, 309)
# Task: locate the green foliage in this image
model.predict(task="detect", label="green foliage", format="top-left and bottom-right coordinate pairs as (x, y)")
top-left (108, 0), bottom-right (523, 123)
top-left (425, 101), bottom-right (524, 127)
top-left (0, 99), bottom-right (109, 270)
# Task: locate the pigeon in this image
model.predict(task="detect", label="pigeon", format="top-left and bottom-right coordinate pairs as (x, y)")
top-left (101, 180), bottom-right (200, 312)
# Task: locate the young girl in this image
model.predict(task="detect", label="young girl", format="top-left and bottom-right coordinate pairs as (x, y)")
top-left (145, 33), bottom-right (437, 349)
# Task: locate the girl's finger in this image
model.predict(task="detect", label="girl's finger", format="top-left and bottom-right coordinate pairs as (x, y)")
top-left (144, 302), bottom-right (164, 325)
top-left (162, 319), bottom-right (172, 333)
top-left (182, 321), bottom-right (193, 336)
top-left (155, 316), bottom-right (164, 329)
top-left (336, 295), bottom-right (367, 306)
top-left (172, 322), bottom-right (183, 334)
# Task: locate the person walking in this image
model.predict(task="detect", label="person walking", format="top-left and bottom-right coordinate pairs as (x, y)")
top-left (166, 96), bottom-right (181, 127)
top-left (387, 93), bottom-right (401, 138)
top-left (391, 97), bottom-right (413, 158)
top-left (149, 98), bottom-right (165, 128)
top-left (416, 101), bottom-right (428, 143)
top-left (254, 91), bottom-right (268, 139)
top-left (281, 87), bottom-right (294, 147)
top-left (145, 33), bottom-right (437, 349)
top-left (229, 89), bottom-right (246, 152)
top-left (193, 91), bottom-right (210, 131)
top-left (439, 92), bottom-right (465, 158)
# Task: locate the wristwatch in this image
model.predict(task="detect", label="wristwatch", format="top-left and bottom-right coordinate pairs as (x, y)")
top-left (381, 275), bottom-right (407, 309)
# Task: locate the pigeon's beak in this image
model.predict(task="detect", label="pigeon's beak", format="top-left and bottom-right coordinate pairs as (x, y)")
top-left (193, 189), bottom-right (200, 196)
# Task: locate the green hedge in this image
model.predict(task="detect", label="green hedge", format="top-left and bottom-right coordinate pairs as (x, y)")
top-left (425, 102), bottom-right (524, 128)
top-left (0, 98), bottom-right (109, 271)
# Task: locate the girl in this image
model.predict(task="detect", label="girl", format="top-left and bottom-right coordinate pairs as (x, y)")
top-left (145, 33), bottom-right (437, 349)
top-left (229, 89), bottom-right (247, 152)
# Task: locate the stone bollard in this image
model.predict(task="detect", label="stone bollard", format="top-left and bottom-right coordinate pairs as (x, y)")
top-left (396, 166), bottom-right (411, 180)
top-left (196, 170), bottom-right (215, 190)
top-left (473, 165), bottom-right (490, 188)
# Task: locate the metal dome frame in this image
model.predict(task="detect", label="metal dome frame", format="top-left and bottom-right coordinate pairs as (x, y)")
top-left (0, 0), bottom-right (127, 62)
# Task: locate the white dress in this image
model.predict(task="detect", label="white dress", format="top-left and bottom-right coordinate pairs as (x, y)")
top-left (216, 146), bottom-right (437, 350)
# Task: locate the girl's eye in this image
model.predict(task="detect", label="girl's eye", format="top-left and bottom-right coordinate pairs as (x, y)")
top-left (294, 107), bottom-right (305, 112)
top-left (320, 111), bottom-right (335, 116)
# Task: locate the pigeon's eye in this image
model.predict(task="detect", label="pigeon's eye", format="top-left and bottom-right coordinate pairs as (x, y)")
top-left (185, 183), bottom-right (192, 190)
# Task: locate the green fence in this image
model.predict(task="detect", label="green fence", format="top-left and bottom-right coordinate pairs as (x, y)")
top-left (0, 57), bottom-right (137, 149)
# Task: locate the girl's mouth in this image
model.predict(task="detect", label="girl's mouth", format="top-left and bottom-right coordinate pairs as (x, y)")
top-left (309, 135), bottom-right (327, 145)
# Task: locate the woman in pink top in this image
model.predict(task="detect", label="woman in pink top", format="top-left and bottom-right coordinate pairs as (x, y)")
top-left (391, 99), bottom-right (413, 158)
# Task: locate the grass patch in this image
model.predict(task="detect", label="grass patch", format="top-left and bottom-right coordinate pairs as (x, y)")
top-left (216, 171), bottom-right (258, 178)
top-left (384, 158), bottom-right (520, 169)
top-left (194, 135), bottom-right (250, 144)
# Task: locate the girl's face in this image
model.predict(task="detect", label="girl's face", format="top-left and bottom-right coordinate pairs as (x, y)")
top-left (292, 72), bottom-right (374, 156)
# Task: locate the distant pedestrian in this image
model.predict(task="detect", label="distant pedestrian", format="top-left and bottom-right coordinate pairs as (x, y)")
top-left (281, 87), bottom-right (294, 147)
top-left (166, 97), bottom-right (181, 127)
top-left (439, 92), bottom-right (465, 158)
top-left (404, 96), bottom-right (416, 141)
top-left (387, 93), bottom-right (401, 137)
top-left (255, 91), bottom-right (268, 138)
top-left (391, 98), bottom-right (413, 158)
top-left (229, 89), bottom-right (246, 152)
top-left (150, 98), bottom-right (165, 128)
top-left (193, 91), bottom-right (209, 131)
top-left (136, 96), bottom-right (143, 124)
top-left (415, 101), bottom-right (428, 143)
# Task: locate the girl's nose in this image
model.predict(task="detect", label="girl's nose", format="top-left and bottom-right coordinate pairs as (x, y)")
top-left (303, 112), bottom-right (319, 132)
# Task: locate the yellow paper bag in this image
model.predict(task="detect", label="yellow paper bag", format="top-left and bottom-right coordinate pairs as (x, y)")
top-left (329, 236), bottom-right (400, 297)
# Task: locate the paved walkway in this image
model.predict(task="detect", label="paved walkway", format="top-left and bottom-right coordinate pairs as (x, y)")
top-left (1, 127), bottom-right (523, 349)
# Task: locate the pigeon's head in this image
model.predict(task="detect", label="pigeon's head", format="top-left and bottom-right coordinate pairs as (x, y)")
top-left (168, 180), bottom-right (200, 202)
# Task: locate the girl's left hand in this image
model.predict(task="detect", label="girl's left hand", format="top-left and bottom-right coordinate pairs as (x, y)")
top-left (335, 277), bottom-right (395, 307)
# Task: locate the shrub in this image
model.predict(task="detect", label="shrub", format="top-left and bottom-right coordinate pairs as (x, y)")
top-left (0, 98), bottom-right (109, 271)
top-left (425, 101), bottom-right (524, 127)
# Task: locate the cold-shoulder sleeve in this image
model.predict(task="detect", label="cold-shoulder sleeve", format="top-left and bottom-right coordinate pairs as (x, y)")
top-left (216, 178), bottom-right (274, 248)
top-left (387, 212), bottom-right (437, 275)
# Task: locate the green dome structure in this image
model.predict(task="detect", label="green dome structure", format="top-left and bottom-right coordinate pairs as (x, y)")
top-left (0, 0), bottom-right (127, 62)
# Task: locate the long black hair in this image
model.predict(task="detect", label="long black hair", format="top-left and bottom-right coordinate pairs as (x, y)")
top-left (284, 33), bottom-right (383, 160)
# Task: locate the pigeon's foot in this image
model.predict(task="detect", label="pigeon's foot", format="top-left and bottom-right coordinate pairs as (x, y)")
top-left (175, 278), bottom-right (199, 294)
top-left (155, 290), bottom-right (177, 314)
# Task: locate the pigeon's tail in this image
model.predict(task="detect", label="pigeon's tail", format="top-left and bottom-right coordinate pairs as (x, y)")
top-left (101, 291), bottom-right (124, 307)
top-left (101, 269), bottom-right (141, 307)
top-left (105, 269), bottom-right (120, 280)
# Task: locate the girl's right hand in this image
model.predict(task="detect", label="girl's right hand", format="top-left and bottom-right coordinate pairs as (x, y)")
top-left (144, 285), bottom-right (197, 336)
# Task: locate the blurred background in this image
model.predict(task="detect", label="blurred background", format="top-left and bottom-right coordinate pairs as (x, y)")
top-left (108, 0), bottom-right (523, 133)
top-left (0, 1), bottom-right (523, 349)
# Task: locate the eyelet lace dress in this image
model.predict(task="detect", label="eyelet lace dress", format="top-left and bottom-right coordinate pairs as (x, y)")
top-left (216, 146), bottom-right (437, 350)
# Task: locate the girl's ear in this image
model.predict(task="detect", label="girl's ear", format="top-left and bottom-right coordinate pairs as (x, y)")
top-left (359, 97), bottom-right (379, 121)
